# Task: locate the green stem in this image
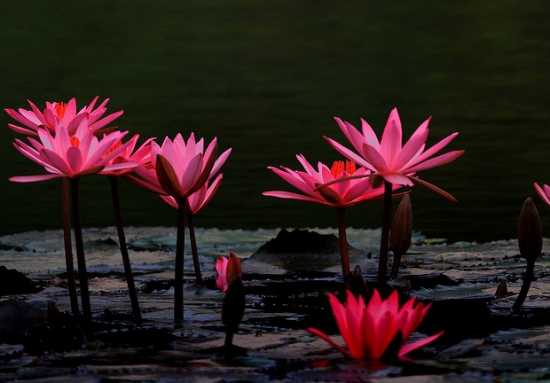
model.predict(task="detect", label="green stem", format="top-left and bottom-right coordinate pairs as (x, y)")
top-left (336, 208), bottom-right (350, 279)
top-left (377, 181), bottom-right (393, 288)
top-left (187, 213), bottom-right (204, 285)
top-left (61, 177), bottom-right (80, 316)
top-left (69, 178), bottom-right (93, 337)
top-left (109, 177), bottom-right (142, 326)
top-left (174, 197), bottom-right (187, 323)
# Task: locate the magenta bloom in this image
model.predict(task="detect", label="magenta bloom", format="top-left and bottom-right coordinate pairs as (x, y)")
top-left (263, 155), bottom-right (389, 208)
top-left (308, 289), bottom-right (443, 360)
top-left (5, 96), bottom-right (123, 136)
top-left (99, 135), bottom-right (155, 177)
top-left (126, 133), bottom-right (231, 199)
top-left (10, 121), bottom-right (135, 182)
top-left (161, 173), bottom-right (224, 214)
top-left (325, 108), bottom-right (464, 200)
top-left (535, 183), bottom-right (550, 207)
top-left (215, 252), bottom-right (242, 292)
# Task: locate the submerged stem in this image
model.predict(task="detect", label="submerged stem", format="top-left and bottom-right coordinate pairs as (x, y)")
top-left (377, 181), bottom-right (393, 288)
top-left (188, 213), bottom-right (204, 285)
top-left (69, 178), bottom-right (93, 336)
top-left (174, 197), bottom-right (187, 323)
top-left (61, 177), bottom-right (80, 316)
top-left (335, 208), bottom-right (350, 279)
top-left (109, 177), bottom-right (142, 326)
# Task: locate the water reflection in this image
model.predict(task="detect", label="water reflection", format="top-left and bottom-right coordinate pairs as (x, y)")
top-left (1, 1), bottom-right (550, 242)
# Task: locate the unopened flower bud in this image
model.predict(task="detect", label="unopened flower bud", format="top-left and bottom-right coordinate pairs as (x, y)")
top-left (518, 197), bottom-right (542, 262)
top-left (390, 194), bottom-right (412, 258)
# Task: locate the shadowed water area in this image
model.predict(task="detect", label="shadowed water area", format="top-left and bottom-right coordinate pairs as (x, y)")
top-left (1, 1), bottom-right (550, 243)
top-left (1, 227), bottom-right (550, 381)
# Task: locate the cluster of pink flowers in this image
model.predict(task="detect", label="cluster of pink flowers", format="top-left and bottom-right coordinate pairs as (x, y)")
top-left (7, 99), bottom-right (477, 361)
top-left (6, 96), bottom-right (232, 324)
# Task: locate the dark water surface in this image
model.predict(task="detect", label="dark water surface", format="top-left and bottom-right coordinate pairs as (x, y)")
top-left (1, 1), bottom-right (550, 242)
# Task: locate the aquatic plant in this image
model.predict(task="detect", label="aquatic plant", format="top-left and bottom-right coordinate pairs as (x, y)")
top-left (513, 197), bottom-right (543, 312)
top-left (220, 253), bottom-right (245, 349)
top-left (124, 133), bottom-right (230, 322)
top-left (390, 194), bottom-right (413, 279)
top-left (5, 96), bottom-right (124, 316)
top-left (215, 252), bottom-right (242, 292)
top-left (325, 109), bottom-right (464, 286)
top-left (264, 155), bottom-right (395, 279)
top-left (4, 96), bottom-right (123, 136)
top-left (307, 289), bottom-right (443, 360)
top-left (161, 147), bottom-right (232, 285)
top-left (9, 119), bottom-right (135, 331)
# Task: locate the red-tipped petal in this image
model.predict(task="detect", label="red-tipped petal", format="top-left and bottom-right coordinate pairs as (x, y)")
top-left (398, 331), bottom-right (444, 357)
top-left (307, 327), bottom-right (354, 358)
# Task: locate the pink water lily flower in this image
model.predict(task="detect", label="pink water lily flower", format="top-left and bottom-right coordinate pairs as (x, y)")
top-left (99, 135), bottom-right (155, 177)
top-left (215, 252), bottom-right (242, 292)
top-left (325, 108), bottom-right (464, 200)
top-left (534, 183), bottom-right (550, 207)
top-left (161, 173), bottom-right (224, 214)
top-left (10, 120), bottom-right (135, 182)
top-left (263, 155), bottom-right (389, 208)
top-left (126, 133), bottom-right (231, 199)
top-left (5, 96), bottom-right (123, 136)
top-left (308, 289), bottom-right (443, 360)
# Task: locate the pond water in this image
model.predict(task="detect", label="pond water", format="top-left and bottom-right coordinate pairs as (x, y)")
top-left (1, 227), bottom-right (550, 381)
top-left (1, 1), bottom-right (550, 243)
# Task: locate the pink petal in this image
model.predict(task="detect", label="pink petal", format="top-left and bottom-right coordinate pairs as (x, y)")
top-left (307, 327), bottom-right (354, 358)
top-left (535, 183), bottom-right (550, 207)
top-left (408, 132), bottom-right (459, 166)
top-left (89, 110), bottom-right (124, 131)
top-left (334, 117), bottom-right (369, 156)
top-left (398, 331), bottom-right (444, 357)
top-left (210, 148), bottom-right (232, 177)
top-left (409, 177), bottom-right (457, 202)
top-left (262, 191), bottom-right (326, 205)
top-left (382, 174), bottom-right (413, 186)
top-left (10, 174), bottom-right (62, 182)
top-left (393, 118), bottom-right (430, 170)
top-left (379, 108), bottom-right (402, 167)
top-left (40, 148), bottom-right (74, 176)
top-left (66, 146), bottom-right (83, 174)
top-left (405, 150), bottom-right (464, 174)
top-left (362, 142), bottom-right (388, 172)
top-left (360, 118), bottom-right (381, 150)
top-left (324, 136), bottom-right (373, 170)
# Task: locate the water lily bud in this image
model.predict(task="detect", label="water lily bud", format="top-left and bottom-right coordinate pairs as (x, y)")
top-left (517, 197), bottom-right (542, 262)
top-left (227, 253), bottom-right (242, 279)
top-left (390, 194), bottom-right (412, 257)
top-left (369, 174), bottom-right (384, 188)
top-left (350, 265), bottom-right (369, 299)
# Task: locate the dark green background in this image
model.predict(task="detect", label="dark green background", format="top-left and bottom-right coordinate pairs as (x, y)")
top-left (1, 1), bottom-right (550, 243)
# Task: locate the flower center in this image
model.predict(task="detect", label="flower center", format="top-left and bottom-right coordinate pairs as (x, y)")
top-left (69, 136), bottom-right (80, 147)
top-left (103, 140), bottom-right (122, 158)
top-left (331, 160), bottom-right (356, 178)
top-left (54, 102), bottom-right (67, 119)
